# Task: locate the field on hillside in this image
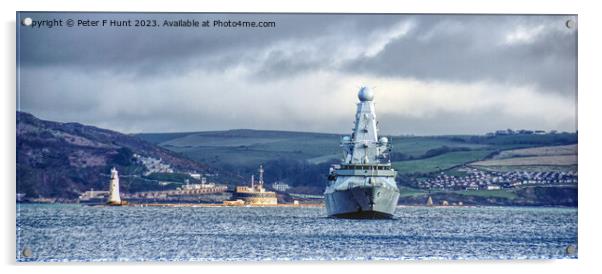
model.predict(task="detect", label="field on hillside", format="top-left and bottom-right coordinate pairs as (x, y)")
top-left (156, 131), bottom-right (342, 167)
top-left (470, 144), bottom-right (577, 167)
top-left (392, 149), bottom-right (494, 175)
top-left (492, 144), bottom-right (576, 159)
top-left (388, 137), bottom-right (491, 157)
top-left (471, 155), bottom-right (577, 166)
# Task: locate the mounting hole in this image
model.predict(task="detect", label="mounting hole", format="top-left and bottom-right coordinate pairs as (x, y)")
top-left (566, 19), bottom-right (575, 29)
top-left (22, 247), bottom-right (32, 257)
top-left (22, 17), bottom-right (32, 26)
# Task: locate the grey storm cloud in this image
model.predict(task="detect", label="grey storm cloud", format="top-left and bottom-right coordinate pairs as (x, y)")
top-left (19, 14), bottom-right (397, 70)
top-left (17, 12), bottom-right (577, 135)
top-left (344, 15), bottom-right (577, 95)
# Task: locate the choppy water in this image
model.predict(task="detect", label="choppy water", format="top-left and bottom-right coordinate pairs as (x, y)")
top-left (16, 204), bottom-right (577, 261)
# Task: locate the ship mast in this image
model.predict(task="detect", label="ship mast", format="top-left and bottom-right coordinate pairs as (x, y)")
top-left (341, 87), bottom-right (390, 165)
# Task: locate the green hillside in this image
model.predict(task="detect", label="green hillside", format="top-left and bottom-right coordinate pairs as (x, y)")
top-left (392, 149), bottom-right (495, 175)
top-left (141, 130), bottom-right (342, 167)
top-left (388, 137), bottom-right (490, 157)
top-left (137, 129), bottom-right (577, 194)
top-left (138, 130), bottom-right (499, 169)
top-left (138, 130), bottom-right (576, 171)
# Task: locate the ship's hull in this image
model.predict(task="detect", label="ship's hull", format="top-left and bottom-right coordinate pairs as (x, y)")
top-left (325, 184), bottom-right (399, 219)
top-left (232, 190), bottom-right (278, 205)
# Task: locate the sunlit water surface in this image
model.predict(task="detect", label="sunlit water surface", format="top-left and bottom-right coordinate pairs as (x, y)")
top-left (16, 204), bottom-right (577, 261)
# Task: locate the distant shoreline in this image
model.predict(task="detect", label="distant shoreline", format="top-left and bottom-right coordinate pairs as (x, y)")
top-left (16, 202), bottom-right (577, 208)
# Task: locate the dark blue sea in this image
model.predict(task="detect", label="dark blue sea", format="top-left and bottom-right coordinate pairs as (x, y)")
top-left (16, 204), bottom-right (577, 262)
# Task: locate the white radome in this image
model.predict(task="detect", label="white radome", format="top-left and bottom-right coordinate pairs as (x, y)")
top-left (358, 87), bottom-right (374, 101)
top-left (379, 137), bottom-right (388, 143)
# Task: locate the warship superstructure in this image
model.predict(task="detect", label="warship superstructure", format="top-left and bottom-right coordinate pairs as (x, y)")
top-left (324, 87), bottom-right (399, 218)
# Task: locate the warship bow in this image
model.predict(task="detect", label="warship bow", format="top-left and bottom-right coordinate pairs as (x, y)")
top-left (324, 87), bottom-right (400, 219)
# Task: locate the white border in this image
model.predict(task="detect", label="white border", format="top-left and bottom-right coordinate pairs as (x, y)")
top-left (2, 1), bottom-right (600, 274)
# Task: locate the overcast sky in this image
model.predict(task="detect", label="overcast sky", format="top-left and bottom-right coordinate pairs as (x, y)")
top-left (17, 13), bottom-right (577, 135)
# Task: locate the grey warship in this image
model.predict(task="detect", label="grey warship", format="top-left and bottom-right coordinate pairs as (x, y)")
top-left (324, 87), bottom-right (400, 219)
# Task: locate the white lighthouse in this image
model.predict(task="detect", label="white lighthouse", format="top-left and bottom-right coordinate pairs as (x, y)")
top-left (107, 167), bottom-right (122, 205)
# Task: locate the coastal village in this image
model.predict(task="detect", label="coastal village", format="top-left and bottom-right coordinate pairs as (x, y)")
top-left (413, 166), bottom-right (578, 191)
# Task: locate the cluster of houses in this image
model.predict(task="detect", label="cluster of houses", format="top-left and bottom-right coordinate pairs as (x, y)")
top-left (414, 166), bottom-right (578, 190)
top-left (485, 129), bottom-right (549, 136)
top-left (133, 154), bottom-right (174, 175)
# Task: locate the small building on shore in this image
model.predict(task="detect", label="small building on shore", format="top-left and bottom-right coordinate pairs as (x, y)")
top-left (271, 182), bottom-right (290, 192)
